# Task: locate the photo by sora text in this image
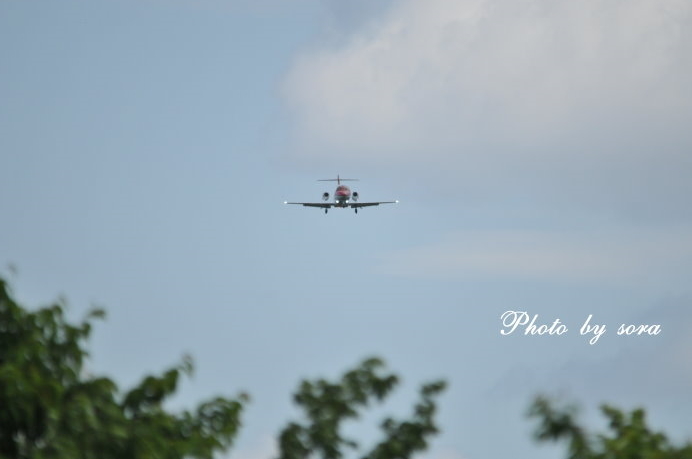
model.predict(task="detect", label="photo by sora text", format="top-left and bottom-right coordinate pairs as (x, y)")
top-left (500, 311), bottom-right (662, 345)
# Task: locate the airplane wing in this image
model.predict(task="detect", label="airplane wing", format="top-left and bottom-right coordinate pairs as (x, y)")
top-left (350, 201), bottom-right (398, 208)
top-left (284, 202), bottom-right (332, 208)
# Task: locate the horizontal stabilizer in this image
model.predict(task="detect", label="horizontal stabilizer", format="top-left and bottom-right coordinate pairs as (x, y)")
top-left (317, 175), bottom-right (358, 185)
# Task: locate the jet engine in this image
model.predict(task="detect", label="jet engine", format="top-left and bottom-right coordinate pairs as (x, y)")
top-left (352, 191), bottom-right (359, 201)
top-left (322, 192), bottom-right (330, 201)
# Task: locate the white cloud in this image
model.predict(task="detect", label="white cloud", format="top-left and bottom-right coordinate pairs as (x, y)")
top-left (284, 0), bottom-right (691, 156)
top-left (377, 227), bottom-right (692, 285)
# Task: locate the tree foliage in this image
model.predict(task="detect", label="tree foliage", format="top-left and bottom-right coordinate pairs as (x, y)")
top-left (529, 396), bottom-right (692, 459)
top-left (0, 277), bottom-right (246, 459)
top-left (276, 357), bottom-right (447, 459)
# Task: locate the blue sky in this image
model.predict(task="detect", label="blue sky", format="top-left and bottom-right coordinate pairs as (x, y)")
top-left (2, 1), bottom-right (692, 458)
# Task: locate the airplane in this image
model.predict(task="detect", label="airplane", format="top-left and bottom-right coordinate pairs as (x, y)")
top-left (284, 175), bottom-right (398, 214)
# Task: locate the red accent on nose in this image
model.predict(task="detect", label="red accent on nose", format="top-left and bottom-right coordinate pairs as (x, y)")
top-left (335, 185), bottom-right (351, 197)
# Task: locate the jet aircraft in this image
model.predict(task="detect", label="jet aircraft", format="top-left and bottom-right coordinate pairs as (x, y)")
top-left (284, 175), bottom-right (397, 214)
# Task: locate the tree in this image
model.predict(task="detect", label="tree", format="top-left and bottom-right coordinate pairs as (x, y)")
top-left (0, 277), bottom-right (246, 459)
top-left (276, 357), bottom-right (447, 459)
top-left (1, 275), bottom-right (447, 459)
top-left (529, 396), bottom-right (692, 459)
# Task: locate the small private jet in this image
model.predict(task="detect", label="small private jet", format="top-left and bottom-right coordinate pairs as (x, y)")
top-left (284, 175), bottom-right (398, 214)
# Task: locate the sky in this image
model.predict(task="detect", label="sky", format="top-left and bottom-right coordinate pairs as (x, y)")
top-left (1, 0), bottom-right (691, 458)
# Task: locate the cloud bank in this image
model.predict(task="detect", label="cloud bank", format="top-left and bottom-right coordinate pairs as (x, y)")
top-left (285, 0), bottom-right (691, 152)
top-left (377, 227), bottom-right (692, 285)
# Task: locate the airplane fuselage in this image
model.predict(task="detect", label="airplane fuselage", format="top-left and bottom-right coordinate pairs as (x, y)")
top-left (333, 184), bottom-right (352, 207)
